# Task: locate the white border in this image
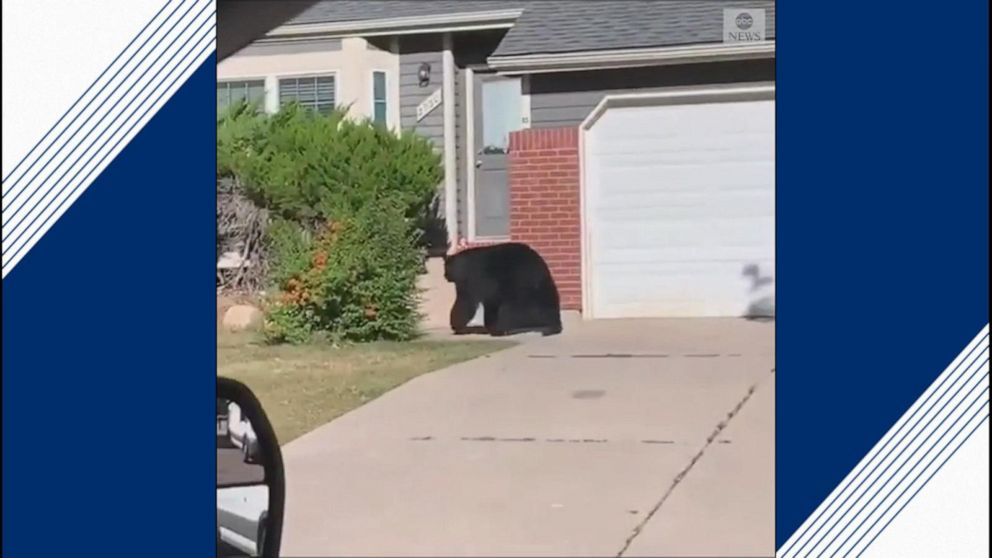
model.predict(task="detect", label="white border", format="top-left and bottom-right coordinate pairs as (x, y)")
top-left (578, 83), bottom-right (776, 319)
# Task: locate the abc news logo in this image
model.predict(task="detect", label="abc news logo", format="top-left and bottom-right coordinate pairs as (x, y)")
top-left (724, 9), bottom-right (766, 43)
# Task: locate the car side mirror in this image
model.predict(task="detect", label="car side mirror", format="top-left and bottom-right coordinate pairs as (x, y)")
top-left (217, 377), bottom-right (285, 557)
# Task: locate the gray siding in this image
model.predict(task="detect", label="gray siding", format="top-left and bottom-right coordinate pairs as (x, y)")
top-left (399, 36), bottom-right (446, 151)
top-left (237, 38), bottom-right (342, 56)
top-left (398, 34), bottom-right (500, 241)
top-left (528, 59), bottom-right (776, 128)
top-left (398, 36), bottom-right (453, 241)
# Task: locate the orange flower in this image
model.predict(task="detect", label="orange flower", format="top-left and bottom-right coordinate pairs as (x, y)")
top-left (312, 250), bottom-right (328, 269)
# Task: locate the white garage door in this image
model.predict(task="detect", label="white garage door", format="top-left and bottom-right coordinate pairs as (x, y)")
top-left (584, 90), bottom-right (775, 319)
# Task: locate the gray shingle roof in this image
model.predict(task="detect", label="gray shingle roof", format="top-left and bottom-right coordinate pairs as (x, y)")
top-left (287, 1), bottom-right (776, 56)
top-left (492, 1), bottom-right (776, 57)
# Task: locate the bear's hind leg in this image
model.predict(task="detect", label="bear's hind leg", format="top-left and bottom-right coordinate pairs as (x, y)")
top-left (483, 301), bottom-right (505, 336)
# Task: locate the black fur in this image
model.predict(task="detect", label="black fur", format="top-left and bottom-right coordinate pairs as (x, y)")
top-left (444, 243), bottom-right (563, 337)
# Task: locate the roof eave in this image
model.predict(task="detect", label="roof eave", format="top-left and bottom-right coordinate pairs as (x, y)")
top-left (263, 9), bottom-right (523, 40)
top-left (488, 41), bottom-right (776, 75)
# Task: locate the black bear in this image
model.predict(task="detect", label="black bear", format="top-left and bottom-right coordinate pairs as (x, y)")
top-left (444, 242), bottom-right (563, 337)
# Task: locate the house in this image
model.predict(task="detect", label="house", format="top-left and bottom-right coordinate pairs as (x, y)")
top-left (218, 1), bottom-right (776, 320)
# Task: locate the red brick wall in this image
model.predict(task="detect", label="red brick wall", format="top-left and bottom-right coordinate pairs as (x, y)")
top-left (507, 128), bottom-right (582, 311)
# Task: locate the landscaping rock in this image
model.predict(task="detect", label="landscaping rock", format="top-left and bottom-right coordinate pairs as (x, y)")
top-left (223, 304), bottom-right (263, 331)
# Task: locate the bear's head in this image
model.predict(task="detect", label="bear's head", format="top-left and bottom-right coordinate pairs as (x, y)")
top-left (443, 252), bottom-right (466, 283)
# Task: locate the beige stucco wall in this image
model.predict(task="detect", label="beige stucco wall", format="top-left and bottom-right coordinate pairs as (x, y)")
top-left (217, 37), bottom-right (400, 129)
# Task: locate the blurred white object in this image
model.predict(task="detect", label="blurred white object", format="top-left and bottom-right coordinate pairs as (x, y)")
top-left (218, 484), bottom-right (268, 556)
top-left (228, 402), bottom-right (260, 463)
top-left (217, 251), bottom-right (252, 270)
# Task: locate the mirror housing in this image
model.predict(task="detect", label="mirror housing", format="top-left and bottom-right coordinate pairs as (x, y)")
top-left (217, 377), bottom-right (285, 557)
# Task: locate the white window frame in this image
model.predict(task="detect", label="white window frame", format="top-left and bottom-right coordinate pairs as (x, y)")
top-left (369, 69), bottom-right (390, 128)
top-left (216, 77), bottom-right (269, 112)
top-left (274, 70), bottom-right (341, 115)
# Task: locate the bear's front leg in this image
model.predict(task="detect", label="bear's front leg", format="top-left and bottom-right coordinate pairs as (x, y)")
top-left (450, 285), bottom-right (479, 334)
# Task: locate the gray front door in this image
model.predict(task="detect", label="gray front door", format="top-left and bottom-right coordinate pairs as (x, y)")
top-left (473, 74), bottom-right (523, 238)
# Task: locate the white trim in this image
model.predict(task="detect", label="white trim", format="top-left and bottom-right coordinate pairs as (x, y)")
top-left (467, 74), bottom-right (524, 243)
top-left (271, 69), bottom-right (341, 79)
top-left (369, 68), bottom-right (390, 127)
top-left (578, 84), bottom-right (776, 319)
top-left (441, 33), bottom-right (458, 247)
top-left (475, 234), bottom-right (513, 243)
top-left (216, 76), bottom-right (268, 84)
top-left (464, 67), bottom-right (477, 242)
top-left (490, 41), bottom-right (775, 75)
top-left (265, 10), bottom-right (522, 40)
top-left (520, 74), bottom-right (532, 128)
top-left (264, 75), bottom-right (279, 114)
top-left (388, 37), bottom-right (402, 132)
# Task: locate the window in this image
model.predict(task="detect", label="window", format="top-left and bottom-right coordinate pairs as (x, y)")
top-left (372, 71), bottom-right (388, 126)
top-left (278, 75), bottom-right (336, 114)
top-left (216, 80), bottom-right (265, 112)
top-left (480, 78), bottom-right (523, 154)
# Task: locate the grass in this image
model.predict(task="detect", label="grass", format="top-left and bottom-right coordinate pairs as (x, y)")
top-left (218, 331), bottom-right (513, 445)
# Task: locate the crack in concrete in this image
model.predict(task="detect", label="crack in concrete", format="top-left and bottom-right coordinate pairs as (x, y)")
top-left (527, 353), bottom-right (753, 360)
top-left (409, 436), bottom-right (688, 445)
top-left (615, 371), bottom-right (771, 557)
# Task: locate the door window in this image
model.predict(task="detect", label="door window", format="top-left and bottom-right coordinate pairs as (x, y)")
top-left (481, 79), bottom-right (522, 154)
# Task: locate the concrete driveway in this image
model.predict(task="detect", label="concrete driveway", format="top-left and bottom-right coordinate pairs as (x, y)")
top-left (280, 317), bottom-right (775, 557)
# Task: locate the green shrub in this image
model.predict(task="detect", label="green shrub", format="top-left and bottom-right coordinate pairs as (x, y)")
top-left (217, 101), bottom-right (265, 178)
top-left (262, 198), bottom-right (424, 344)
top-left (220, 103), bottom-right (442, 230)
top-left (218, 103), bottom-right (443, 343)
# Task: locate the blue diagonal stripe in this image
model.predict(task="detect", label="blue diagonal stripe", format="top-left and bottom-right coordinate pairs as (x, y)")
top-left (843, 400), bottom-right (990, 556)
top-left (2, 0), bottom-right (190, 205)
top-left (802, 354), bottom-right (988, 555)
top-left (0, 0), bottom-right (171, 188)
top-left (2, 0), bottom-right (208, 226)
top-left (2, 8), bottom-right (214, 255)
top-left (853, 412), bottom-right (990, 558)
top-left (2, 1), bottom-right (215, 278)
top-left (825, 384), bottom-right (989, 555)
top-left (2, 26), bottom-right (216, 275)
top-left (779, 325), bottom-right (990, 557)
top-left (781, 333), bottom-right (988, 556)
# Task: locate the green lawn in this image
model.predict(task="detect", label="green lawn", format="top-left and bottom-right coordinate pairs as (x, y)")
top-left (218, 331), bottom-right (513, 444)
